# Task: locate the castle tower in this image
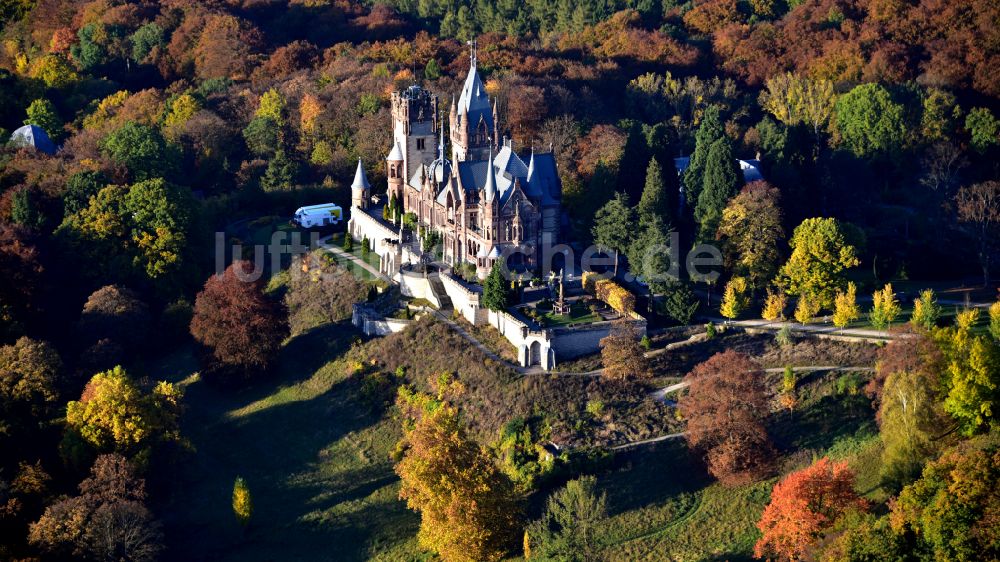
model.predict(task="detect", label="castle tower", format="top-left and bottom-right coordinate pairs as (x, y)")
top-left (351, 159), bottom-right (371, 210)
top-left (451, 39), bottom-right (497, 163)
top-left (390, 85), bottom-right (438, 186)
top-left (386, 141), bottom-right (404, 207)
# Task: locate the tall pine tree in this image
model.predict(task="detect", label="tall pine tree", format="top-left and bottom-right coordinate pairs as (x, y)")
top-left (684, 105), bottom-right (724, 207)
top-left (638, 158), bottom-right (670, 229)
top-left (592, 192), bottom-right (635, 276)
top-left (695, 137), bottom-right (741, 241)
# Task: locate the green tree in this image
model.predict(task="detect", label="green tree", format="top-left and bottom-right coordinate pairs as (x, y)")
top-left (869, 283), bottom-right (902, 331)
top-left (482, 261), bottom-right (512, 311)
top-left (660, 280), bottom-right (699, 325)
top-left (834, 83), bottom-right (907, 158)
top-left (243, 116), bottom-right (280, 156)
top-left (63, 170), bottom-right (108, 217)
top-left (910, 289), bottom-right (941, 330)
top-left (990, 301), bottom-right (1000, 342)
top-left (778, 217), bottom-right (861, 308)
top-left (232, 477), bottom-right (253, 527)
top-left (310, 140), bottom-right (334, 166)
top-left (100, 122), bottom-right (178, 181)
top-left (261, 149), bottom-right (298, 191)
top-left (921, 88), bottom-right (961, 142)
top-left (938, 309), bottom-right (999, 436)
top-left (70, 23), bottom-right (107, 71)
top-left (591, 192), bottom-right (634, 276)
top-left (424, 58), bottom-right (442, 80)
top-left (684, 105), bottom-right (724, 206)
top-left (694, 137), bottom-right (741, 241)
top-left (256, 88), bottom-right (286, 125)
top-left (130, 22), bottom-right (164, 62)
top-left (628, 214), bottom-right (673, 293)
top-left (965, 107), bottom-right (1000, 153)
top-left (10, 188), bottom-right (47, 230)
top-left (637, 158), bottom-right (669, 229)
top-left (525, 476), bottom-right (607, 561)
top-left (23, 98), bottom-right (61, 139)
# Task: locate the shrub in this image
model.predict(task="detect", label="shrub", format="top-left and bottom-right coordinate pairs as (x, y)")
top-left (582, 271), bottom-right (635, 315)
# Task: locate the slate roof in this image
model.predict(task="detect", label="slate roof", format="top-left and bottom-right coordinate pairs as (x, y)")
top-left (351, 159), bottom-right (371, 191)
top-left (10, 125), bottom-right (56, 155)
top-left (455, 148), bottom-right (561, 208)
top-left (457, 63), bottom-right (493, 132)
top-left (673, 156), bottom-right (764, 184)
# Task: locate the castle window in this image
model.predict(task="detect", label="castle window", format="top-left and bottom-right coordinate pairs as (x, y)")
top-left (417, 138), bottom-right (425, 150)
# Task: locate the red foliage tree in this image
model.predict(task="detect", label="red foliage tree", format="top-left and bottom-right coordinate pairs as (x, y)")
top-left (678, 350), bottom-right (774, 485)
top-left (754, 457), bottom-right (868, 561)
top-left (190, 261), bottom-right (287, 375)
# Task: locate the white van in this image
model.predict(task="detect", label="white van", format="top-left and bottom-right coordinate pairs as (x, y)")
top-left (292, 203), bottom-right (343, 228)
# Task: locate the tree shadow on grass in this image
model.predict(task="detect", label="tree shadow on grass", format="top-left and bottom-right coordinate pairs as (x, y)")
top-left (599, 442), bottom-right (711, 517)
top-left (160, 322), bottom-right (414, 561)
top-left (768, 394), bottom-right (876, 454)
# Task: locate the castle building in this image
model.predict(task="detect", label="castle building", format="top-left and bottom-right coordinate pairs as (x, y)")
top-left (375, 46), bottom-right (562, 278)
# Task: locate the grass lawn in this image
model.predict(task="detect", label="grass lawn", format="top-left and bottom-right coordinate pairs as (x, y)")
top-left (329, 231), bottom-right (383, 270)
top-left (151, 324), bottom-right (422, 561)
top-left (531, 300), bottom-right (602, 327)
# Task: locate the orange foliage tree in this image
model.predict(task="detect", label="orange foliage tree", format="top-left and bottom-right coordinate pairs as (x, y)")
top-left (754, 457), bottom-right (868, 561)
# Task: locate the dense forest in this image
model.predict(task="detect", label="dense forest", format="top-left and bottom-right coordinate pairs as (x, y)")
top-left (0, 0), bottom-right (998, 560)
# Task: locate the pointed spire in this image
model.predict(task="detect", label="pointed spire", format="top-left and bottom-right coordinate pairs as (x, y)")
top-left (438, 124), bottom-right (445, 160)
top-left (386, 140), bottom-right (403, 162)
top-left (351, 159), bottom-right (370, 191)
top-left (484, 145), bottom-right (497, 203)
top-left (527, 148), bottom-right (537, 182)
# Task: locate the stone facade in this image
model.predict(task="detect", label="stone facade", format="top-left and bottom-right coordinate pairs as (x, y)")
top-left (376, 50), bottom-right (562, 279)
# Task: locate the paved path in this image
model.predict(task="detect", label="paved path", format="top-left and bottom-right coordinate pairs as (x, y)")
top-left (705, 316), bottom-right (898, 340)
top-left (317, 236), bottom-right (391, 282)
top-left (649, 365), bottom-right (875, 402)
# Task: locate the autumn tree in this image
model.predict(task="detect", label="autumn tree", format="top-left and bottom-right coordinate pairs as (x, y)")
top-left (716, 181), bottom-right (784, 292)
top-left (890, 437), bottom-right (1000, 561)
top-left (759, 73), bottom-right (837, 137)
top-left (60, 366), bottom-right (182, 470)
top-left (754, 457), bottom-right (867, 561)
top-left (591, 192), bottom-right (635, 277)
top-left (955, 180), bottom-right (1000, 286)
top-left (29, 454), bottom-right (162, 561)
top-left (779, 218), bottom-right (861, 308)
top-left (77, 285), bottom-right (151, 354)
top-left (832, 282), bottom-right (860, 331)
top-left (910, 289), bottom-right (941, 330)
top-left (190, 261), bottom-right (288, 376)
top-left (719, 276), bottom-right (749, 320)
top-left (762, 289), bottom-right (787, 322)
top-left (869, 283), bottom-right (901, 331)
top-left (232, 476), bottom-right (252, 527)
top-left (600, 319), bottom-right (650, 381)
top-left (991, 301), bottom-right (1000, 342)
top-left (937, 309), bottom-right (1000, 435)
top-left (878, 338), bottom-right (952, 489)
top-left (678, 350), bottom-right (773, 485)
top-left (0, 226), bottom-right (43, 341)
top-left (694, 137), bottom-right (742, 241)
top-left (525, 476), bottom-right (607, 561)
top-left (394, 390), bottom-right (521, 562)
top-left (0, 337), bottom-right (61, 451)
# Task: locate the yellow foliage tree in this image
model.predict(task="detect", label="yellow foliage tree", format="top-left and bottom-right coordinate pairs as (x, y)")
top-left (832, 282), bottom-right (860, 331)
top-left (232, 476), bottom-right (253, 526)
top-left (762, 289), bottom-right (786, 322)
top-left (163, 93), bottom-right (201, 140)
top-left (394, 391), bottom-right (521, 562)
top-left (869, 283), bottom-right (902, 331)
top-left (299, 93), bottom-right (322, 142)
top-left (794, 295), bottom-right (819, 324)
top-left (30, 54), bottom-right (78, 88)
top-left (256, 88), bottom-right (285, 125)
top-left (720, 277), bottom-right (749, 320)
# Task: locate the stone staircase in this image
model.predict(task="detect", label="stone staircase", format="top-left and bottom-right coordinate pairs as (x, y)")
top-left (427, 274), bottom-right (453, 310)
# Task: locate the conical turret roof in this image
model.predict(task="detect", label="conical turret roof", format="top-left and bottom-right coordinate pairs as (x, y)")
top-left (351, 159), bottom-right (370, 191)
